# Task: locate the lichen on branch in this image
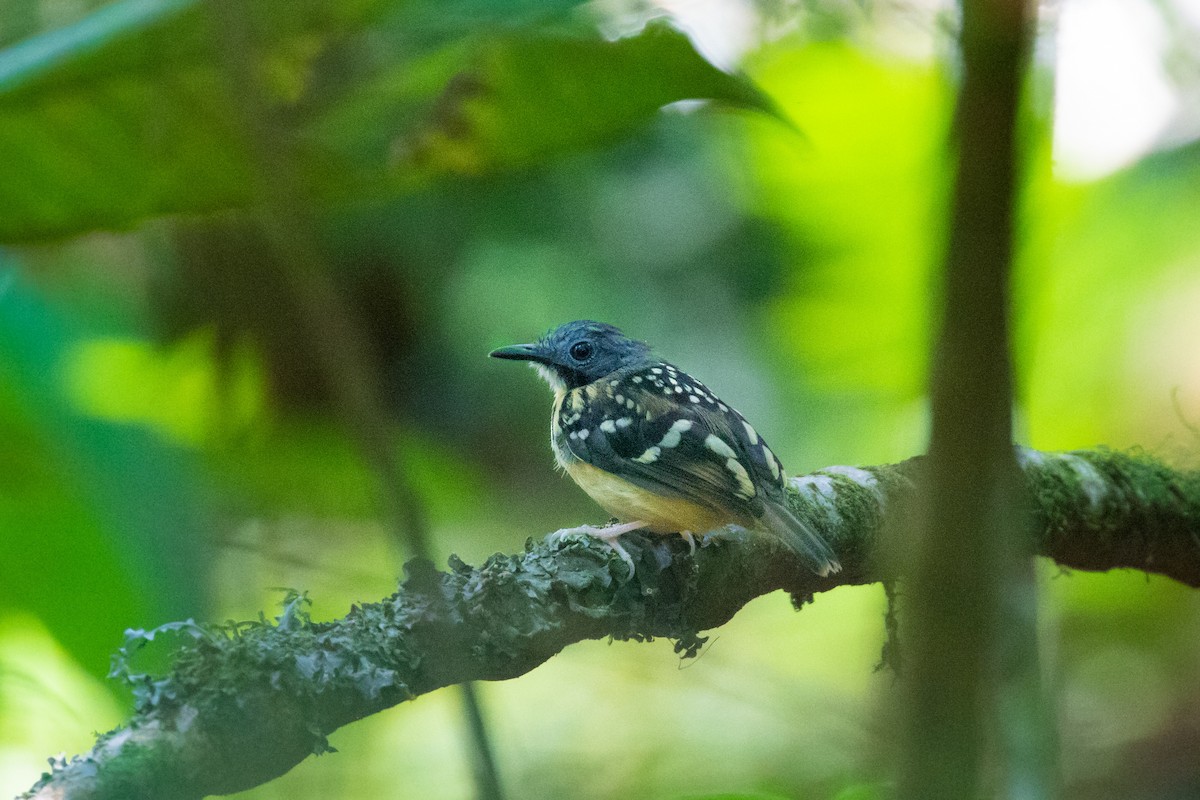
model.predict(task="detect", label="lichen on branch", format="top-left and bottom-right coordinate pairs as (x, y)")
top-left (24, 448), bottom-right (1200, 800)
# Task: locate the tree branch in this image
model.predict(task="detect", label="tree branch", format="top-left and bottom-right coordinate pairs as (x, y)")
top-left (24, 448), bottom-right (1200, 800)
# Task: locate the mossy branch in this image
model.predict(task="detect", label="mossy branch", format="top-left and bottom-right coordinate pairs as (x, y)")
top-left (25, 448), bottom-right (1200, 800)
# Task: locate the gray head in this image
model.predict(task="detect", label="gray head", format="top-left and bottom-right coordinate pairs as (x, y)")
top-left (490, 320), bottom-right (653, 390)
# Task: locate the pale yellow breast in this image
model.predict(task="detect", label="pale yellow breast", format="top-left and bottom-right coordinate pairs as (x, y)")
top-left (564, 459), bottom-right (733, 534)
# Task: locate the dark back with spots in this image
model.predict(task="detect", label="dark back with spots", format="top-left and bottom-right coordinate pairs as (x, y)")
top-left (556, 359), bottom-right (792, 523)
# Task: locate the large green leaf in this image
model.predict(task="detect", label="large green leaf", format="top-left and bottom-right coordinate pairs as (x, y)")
top-left (0, 0), bottom-right (779, 242)
top-left (382, 21), bottom-right (784, 179)
top-left (0, 0), bottom-right (385, 242)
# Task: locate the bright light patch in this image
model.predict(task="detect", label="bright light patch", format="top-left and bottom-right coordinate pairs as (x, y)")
top-left (1053, 0), bottom-right (1177, 180)
top-left (595, 0), bottom-right (759, 70)
top-left (64, 329), bottom-right (266, 446)
top-left (652, 0), bottom-right (758, 70)
top-left (1126, 266), bottom-right (1200, 441)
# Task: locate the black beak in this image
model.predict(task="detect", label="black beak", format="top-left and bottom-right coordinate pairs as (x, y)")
top-left (489, 342), bottom-right (551, 364)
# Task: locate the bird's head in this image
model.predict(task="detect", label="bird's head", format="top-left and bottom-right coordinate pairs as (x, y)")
top-left (490, 320), bottom-right (652, 392)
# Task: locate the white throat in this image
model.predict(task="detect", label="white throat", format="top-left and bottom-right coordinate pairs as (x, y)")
top-left (532, 362), bottom-right (567, 395)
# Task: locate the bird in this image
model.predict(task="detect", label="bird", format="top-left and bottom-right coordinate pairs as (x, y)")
top-left (490, 320), bottom-right (840, 577)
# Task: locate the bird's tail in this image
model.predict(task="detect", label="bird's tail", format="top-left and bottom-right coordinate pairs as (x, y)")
top-left (760, 498), bottom-right (841, 577)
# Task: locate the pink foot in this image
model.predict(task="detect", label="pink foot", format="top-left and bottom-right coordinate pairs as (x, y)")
top-left (548, 521), bottom-right (648, 575)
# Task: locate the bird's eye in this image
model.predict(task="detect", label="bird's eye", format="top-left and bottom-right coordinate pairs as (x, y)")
top-left (568, 340), bottom-right (593, 361)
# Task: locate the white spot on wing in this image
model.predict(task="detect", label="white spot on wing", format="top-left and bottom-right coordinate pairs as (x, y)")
top-left (658, 418), bottom-right (693, 448)
top-left (599, 420), bottom-right (616, 433)
top-left (741, 421), bottom-right (759, 445)
top-left (616, 417), bottom-right (632, 428)
top-left (634, 446), bottom-right (661, 463)
top-left (577, 428), bottom-right (590, 441)
top-left (764, 448), bottom-right (782, 481)
top-left (726, 458), bottom-right (756, 498)
top-left (704, 434), bottom-right (737, 459)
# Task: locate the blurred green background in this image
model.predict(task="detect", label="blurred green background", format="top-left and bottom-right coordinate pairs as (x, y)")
top-left (2, 0), bottom-right (1200, 797)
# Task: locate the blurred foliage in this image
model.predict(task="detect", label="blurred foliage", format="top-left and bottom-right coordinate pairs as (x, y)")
top-left (0, 0), bottom-right (773, 239)
top-left (0, 262), bottom-right (209, 675)
top-left (2, 0), bottom-right (1200, 797)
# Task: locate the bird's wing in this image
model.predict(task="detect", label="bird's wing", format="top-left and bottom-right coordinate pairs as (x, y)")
top-left (560, 364), bottom-right (840, 574)
top-left (559, 366), bottom-right (784, 521)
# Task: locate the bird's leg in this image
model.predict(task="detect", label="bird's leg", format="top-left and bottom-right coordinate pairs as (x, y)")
top-left (547, 520), bottom-right (647, 575)
top-left (679, 530), bottom-right (697, 555)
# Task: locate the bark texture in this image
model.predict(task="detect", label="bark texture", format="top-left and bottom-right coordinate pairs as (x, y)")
top-left (24, 448), bottom-right (1200, 800)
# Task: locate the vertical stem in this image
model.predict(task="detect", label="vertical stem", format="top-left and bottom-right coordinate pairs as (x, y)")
top-left (458, 680), bottom-right (505, 800)
top-left (898, 0), bottom-right (1047, 798)
top-left (200, 4), bottom-right (504, 798)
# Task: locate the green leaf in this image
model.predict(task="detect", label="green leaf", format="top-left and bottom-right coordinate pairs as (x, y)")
top-left (389, 21), bottom-right (785, 178)
top-left (0, 0), bottom-right (281, 241)
top-left (0, 0), bottom-right (588, 242)
top-left (0, 3), bottom-right (779, 242)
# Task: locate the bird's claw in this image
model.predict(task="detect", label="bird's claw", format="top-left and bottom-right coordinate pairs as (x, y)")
top-left (546, 521), bottom-right (646, 577)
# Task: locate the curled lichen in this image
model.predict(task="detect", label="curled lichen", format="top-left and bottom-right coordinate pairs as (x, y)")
top-left (25, 448), bottom-right (1200, 800)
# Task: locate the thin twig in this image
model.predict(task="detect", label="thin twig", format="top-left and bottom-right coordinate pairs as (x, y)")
top-left (198, 3), bottom-right (504, 797)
